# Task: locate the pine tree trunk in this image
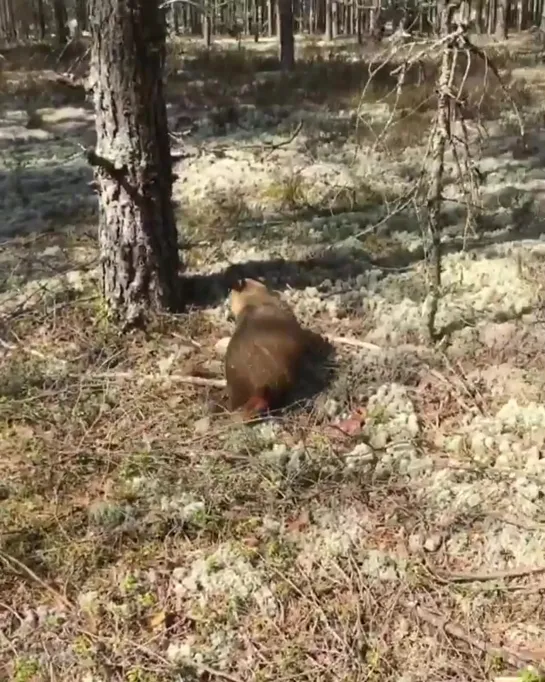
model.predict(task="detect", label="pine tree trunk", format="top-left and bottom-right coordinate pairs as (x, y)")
top-left (267, 0), bottom-right (273, 35)
top-left (36, 0), bottom-right (46, 39)
top-left (278, 0), bottom-right (295, 70)
top-left (75, 0), bottom-right (88, 32)
top-left (53, 0), bottom-right (68, 44)
top-left (325, 0), bottom-right (333, 38)
top-left (88, 0), bottom-right (182, 327)
top-left (495, 0), bottom-right (508, 36)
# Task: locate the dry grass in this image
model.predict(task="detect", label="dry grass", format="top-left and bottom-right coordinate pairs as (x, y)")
top-left (3, 232), bottom-right (545, 681)
top-left (2, 32), bottom-right (545, 682)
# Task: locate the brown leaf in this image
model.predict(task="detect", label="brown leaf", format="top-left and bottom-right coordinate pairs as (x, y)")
top-left (286, 508), bottom-right (310, 533)
top-left (148, 610), bottom-right (167, 632)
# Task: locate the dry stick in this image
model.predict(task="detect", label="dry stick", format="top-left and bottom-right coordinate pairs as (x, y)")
top-left (325, 335), bottom-right (381, 351)
top-left (0, 337), bottom-right (67, 368)
top-left (425, 5), bottom-right (461, 342)
top-left (2, 334), bottom-right (380, 390)
top-left (80, 371), bottom-right (227, 388)
top-left (0, 550), bottom-right (73, 610)
top-left (416, 606), bottom-right (544, 671)
top-left (79, 627), bottom-right (245, 682)
top-left (426, 561), bottom-right (545, 584)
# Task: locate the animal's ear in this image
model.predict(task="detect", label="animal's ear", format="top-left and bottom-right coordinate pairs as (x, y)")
top-left (224, 265), bottom-right (245, 293)
top-left (230, 277), bottom-right (246, 293)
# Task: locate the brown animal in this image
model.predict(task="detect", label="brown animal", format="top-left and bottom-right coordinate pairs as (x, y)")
top-left (225, 278), bottom-right (308, 420)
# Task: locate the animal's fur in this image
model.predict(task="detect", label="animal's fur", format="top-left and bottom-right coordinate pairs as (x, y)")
top-left (225, 278), bottom-right (308, 420)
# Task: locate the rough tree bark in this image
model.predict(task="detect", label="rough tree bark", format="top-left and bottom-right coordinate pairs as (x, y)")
top-left (75, 0), bottom-right (88, 32)
top-left (495, 0), bottom-right (508, 37)
top-left (36, 0), bottom-right (46, 39)
top-left (278, 0), bottom-right (295, 70)
top-left (325, 0), bottom-right (333, 39)
top-left (88, 0), bottom-right (182, 327)
top-left (53, 0), bottom-right (68, 44)
top-left (426, 1), bottom-right (459, 340)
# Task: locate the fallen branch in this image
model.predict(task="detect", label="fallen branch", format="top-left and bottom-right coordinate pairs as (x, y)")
top-left (262, 121), bottom-right (304, 158)
top-left (426, 560), bottom-right (545, 584)
top-left (0, 337), bottom-right (68, 369)
top-left (416, 606), bottom-right (544, 671)
top-left (0, 550), bottom-right (73, 610)
top-left (325, 335), bottom-right (381, 351)
top-left (173, 120), bottom-right (304, 162)
top-left (80, 371), bottom-right (226, 388)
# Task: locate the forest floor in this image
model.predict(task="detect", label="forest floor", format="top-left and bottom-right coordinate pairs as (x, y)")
top-left (3, 30), bottom-right (545, 682)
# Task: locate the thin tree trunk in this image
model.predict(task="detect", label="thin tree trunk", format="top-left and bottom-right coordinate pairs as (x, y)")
top-left (36, 0), bottom-right (46, 38)
top-left (267, 0), bottom-right (273, 35)
top-left (88, 0), bottom-right (182, 327)
top-left (173, 2), bottom-right (180, 33)
top-left (76, 0), bottom-right (87, 32)
top-left (53, 0), bottom-right (68, 44)
top-left (325, 0), bottom-right (332, 38)
top-left (278, 0), bottom-right (294, 69)
top-left (519, 0), bottom-right (528, 28)
top-left (203, 1), bottom-right (211, 46)
top-left (496, 0), bottom-right (508, 36)
top-left (253, 0), bottom-right (259, 40)
top-left (426, 2), bottom-right (457, 340)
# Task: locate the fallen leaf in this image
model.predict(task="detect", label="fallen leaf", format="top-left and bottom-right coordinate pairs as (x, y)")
top-left (148, 610), bottom-right (166, 632)
top-left (286, 509), bottom-right (310, 533)
top-left (335, 417), bottom-right (363, 436)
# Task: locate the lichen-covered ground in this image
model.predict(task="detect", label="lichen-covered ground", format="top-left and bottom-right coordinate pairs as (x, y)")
top-left (2, 31), bottom-right (545, 682)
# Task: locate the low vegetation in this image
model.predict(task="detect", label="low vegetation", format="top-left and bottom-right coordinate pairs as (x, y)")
top-left (2, 30), bottom-right (545, 682)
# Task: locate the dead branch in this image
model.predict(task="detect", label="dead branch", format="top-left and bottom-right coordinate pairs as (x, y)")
top-left (0, 336), bottom-right (68, 369)
top-left (325, 335), bottom-right (381, 351)
top-left (80, 371), bottom-right (226, 387)
top-left (416, 606), bottom-right (545, 671)
top-left (425, 561), bottom-right (545, 584)
top-left (0, 550), bottom-right (74, 610)
top-left (460, 35), bottom-right (525, 139)
top-left (172, 121), bottom-right (303, 162)
top-left (424, 4), bottom-right (459, 342)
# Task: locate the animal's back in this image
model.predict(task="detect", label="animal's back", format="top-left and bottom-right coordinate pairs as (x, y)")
top-left (225, 302), bottom-right (306, 414)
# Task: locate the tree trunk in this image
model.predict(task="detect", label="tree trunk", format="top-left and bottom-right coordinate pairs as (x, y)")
top-left (36, 0), bottom-right (46, 38)
top-left (88, 0), bottom-right (182, 327)
top-left (0, 0), bottom-right (17, 41)
top-left (253, 0), bottom-right (259, 40)
top-left (203, 2), bottom-right (212, 46)
top-left (75, 0), bottom-right (88, 32)
top-left (325, 0), bottom-right (332, 38)
top-left (495, 0), bottom-right (508, 36)
top-left (173, 2), bottom-right (180, 33)
top-left (426, 1), bottom-right (457, 340)
top-left (519, 0), bottom-right (529, 28)
top-left (53, 0), bottom-right (68, 44)
top-left (267, 0), bottom-right (273, 35)
top-left (475, 0), bottom-right (484, 30)
top-left (278, 0), bottom-right (294, 70)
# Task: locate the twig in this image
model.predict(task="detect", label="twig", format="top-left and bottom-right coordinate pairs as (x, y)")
top-left (424, 4), bottom-right (460, 342)
top-left (416, 606), bottom-right (544, 670)
top-left (426, 560), bottom-right (545, 584)
top-left (325, 335), bottom-right (381, 351)
top-left (263, 121), bottom-right (304, 158)
top-left (0, 337), bottom-right (68, 369)
top-left (81, 628), bottom-right (244, 682)
top-left (200, 121), bottom-right (303, 158)
top-left (0, 550), bottom-right (73, 609)
top-left (79, 371), bottom-right (226, 388)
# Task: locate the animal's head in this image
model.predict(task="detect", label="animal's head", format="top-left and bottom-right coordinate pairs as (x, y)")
top-left (229, 277), bottom-right (273, 320)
